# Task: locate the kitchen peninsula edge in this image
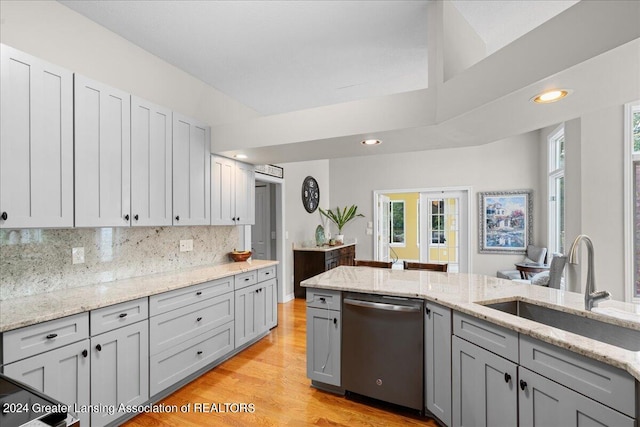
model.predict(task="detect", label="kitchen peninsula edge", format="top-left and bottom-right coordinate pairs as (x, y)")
top-left (301, 266), bottom-right (640, 382)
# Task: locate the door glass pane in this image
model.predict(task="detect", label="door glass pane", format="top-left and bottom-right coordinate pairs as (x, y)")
top-left (633, 110), bottom-right (640, 153)
top-left (556, 175), bottom-right (565, 254)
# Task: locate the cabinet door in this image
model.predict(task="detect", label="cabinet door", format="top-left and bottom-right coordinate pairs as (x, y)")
top-left (172, 113), bottom-right (210, 226)
top-left (3, 340), bottom-right (90, 427)
top-left (234, 161), bottom-right (255, 225)
top-left (75, 75), bottom-right (131, 227)
top-left (306, 307), bottom-right (341, 387)
top-left (264, 278), bottom-right (278, 329)
top-left (452, 336), bottom-right (517, 427)
top-left (211, 155), bottom-right (235, 225)
top-left (235, 283), bottom-right (263, 348)
top-left (0, 45), bottom-right (73, 228)
top-left (131, 96), bottom-right (172, 226)
top-left (91, 320), bottom-right (149, 427)
top-left (425, 302), bottom-right (452, 426)
top-left (519, 367), bottom-right (634, 427)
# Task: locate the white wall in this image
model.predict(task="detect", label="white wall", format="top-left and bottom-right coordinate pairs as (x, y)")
top-left (564, 106), bottom-right (626, 300)
top-left (0, 0), bottom-right (258, 127)
top-left (279, 159), bottom-right (331, 299)
top-left (328, 132), bottom-right (543, 276)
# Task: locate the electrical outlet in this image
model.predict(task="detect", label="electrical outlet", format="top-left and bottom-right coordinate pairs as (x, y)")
top-left (180, 239), bottom-right (193, 252)
top-left (72, 247), bottom-right (85, 264)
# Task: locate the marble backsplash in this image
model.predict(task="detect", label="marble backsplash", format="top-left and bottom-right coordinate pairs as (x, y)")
top-left (0, 226), bottom-right (239, 300)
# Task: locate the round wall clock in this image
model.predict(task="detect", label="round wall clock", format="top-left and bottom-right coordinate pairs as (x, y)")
top-left (301, 176), bottom-right (320, 213)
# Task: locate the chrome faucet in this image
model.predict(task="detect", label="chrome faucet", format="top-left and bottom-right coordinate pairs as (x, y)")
top-left (568, 234), bottom-right (610, 310)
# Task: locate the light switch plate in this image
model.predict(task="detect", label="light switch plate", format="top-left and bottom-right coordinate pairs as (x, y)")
top-left (72, 247), bottom-right (85, 264)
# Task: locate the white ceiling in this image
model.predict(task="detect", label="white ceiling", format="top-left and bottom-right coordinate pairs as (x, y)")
top-left (59, 0), bottom-right (577, 116)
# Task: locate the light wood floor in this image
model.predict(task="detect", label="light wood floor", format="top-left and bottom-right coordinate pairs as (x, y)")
top-left (124, 298), bottom-right (439, 427)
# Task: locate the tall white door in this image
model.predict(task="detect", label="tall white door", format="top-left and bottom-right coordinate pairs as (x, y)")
top-left (74, 75), bottom-right (131, 227)
top-left (420, 190), bottom-right (468, 272)
top-left (377, 195), bottom-right (391, 262)
top-left (252, 183), bottom-right (271, 260)
top-left (0, 45), bottom-right (74, 228)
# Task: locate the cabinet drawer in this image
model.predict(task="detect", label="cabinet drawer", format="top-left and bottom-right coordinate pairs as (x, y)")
top-left (257, 266), bottom-right (276, 283)
top-left (90, 298), bottom-right (148, 336)
top-left (149, 276), bottom-right (234, 316)
top-left (150, 321), bottom-right (234, 397)
top-left (306, 288), bottom-right (342, 311)
top-left (453, 311), bottom-right (518, 363)
top-left (149, 292), bottom-right (234, 356)
top-left (2, 313), bottom-right (89, 364)
top-left (234, 270), bottom-right (257, 290)
top-left (520, 334), bottom-right (636, 417)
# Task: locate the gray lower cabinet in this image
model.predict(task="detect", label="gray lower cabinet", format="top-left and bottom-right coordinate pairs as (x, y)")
top-left (452, 335), bottom-right (518, 427)
top-left (305, 288), bottom-right (342, 388)
top-left (90, 320), bottom-right (149, 427)
top-left (3, 339), bottom-right (91, 427)
top-left (519, 367), bottom-right (634, 427)
top-left (425, 302), bottom-right (451, 426)
top-left (235, 268), bottom-right (278, 348)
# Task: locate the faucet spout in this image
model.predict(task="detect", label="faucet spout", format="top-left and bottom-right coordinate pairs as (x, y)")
top-left (568, 234), bottom-right (610, 310)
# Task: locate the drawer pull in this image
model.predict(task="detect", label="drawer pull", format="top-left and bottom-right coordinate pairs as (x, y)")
top-left (244, 277), bottom-right (250, 282)
top-left (196, 291), bottom-right (202, 296)
top-left (82, 349), bottom-right (88, 358)
top-left (196, 317), bottom-right (203, 322)
top-left (46, 333), bottom-right (58, 339)
top-left (319, 297), bottom-right (326, 303)
top-left (519, 380), bottom-right (527, 391)
top-left (197, 350), bottom-right (203, 355)
top-left (118, 313), bottom-right (128, 318)
top-left (265, 272), bottom-right (270, 275)
top-left (96, 344), bottom-right (102, 352)
top-left (504, 373), bottom-right (511, 383)
top-left (333, 318), bottom-right (337, 325)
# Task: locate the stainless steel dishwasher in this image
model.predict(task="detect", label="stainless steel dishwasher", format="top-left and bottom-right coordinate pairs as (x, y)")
top-left (342, 292), bottom-right (424, 411)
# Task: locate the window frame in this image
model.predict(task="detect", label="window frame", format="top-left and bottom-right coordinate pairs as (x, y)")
top-left (547, 125), bottom-right (565, 255)
top-left (624, 100), bottom-right (640, 302)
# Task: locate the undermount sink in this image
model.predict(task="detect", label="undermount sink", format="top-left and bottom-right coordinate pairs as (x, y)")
top-left (479, 299), bottom-right (640, 352)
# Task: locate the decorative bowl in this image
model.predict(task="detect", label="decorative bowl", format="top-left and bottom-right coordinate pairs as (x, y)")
top-left (229, 250), bottom-right (252, 262)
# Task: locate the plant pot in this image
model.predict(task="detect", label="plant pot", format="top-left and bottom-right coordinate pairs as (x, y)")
top-left (335, 234), bottom-right (344, 244)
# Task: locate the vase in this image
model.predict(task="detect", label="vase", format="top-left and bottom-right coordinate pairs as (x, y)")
top-left (336, 234), bottom-right (344, 244)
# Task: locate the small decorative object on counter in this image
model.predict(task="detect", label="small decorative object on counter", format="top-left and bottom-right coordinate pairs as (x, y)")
top-left (229, 250), bottom-right (252, 262)
top-left (315, 224), bottom-right (326, 246)
top-left (319, 204), bottom-right (364, 244)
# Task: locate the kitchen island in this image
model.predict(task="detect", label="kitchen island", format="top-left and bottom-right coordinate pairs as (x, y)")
top-left (302, 266), bottom-right (640, 427)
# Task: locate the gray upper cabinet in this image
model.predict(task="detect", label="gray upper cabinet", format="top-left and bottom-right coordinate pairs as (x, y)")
top-left (74, 74), bottom-right (131, 227)
top-left (425, 302), bottom-right (452, 426)
top-left (0, 44), bottom-right (74, 229)
top-left (130, 96), bottom-right (173, 226)
top-left (172, 113), bottom-right (211, 226)
top-left (211, 155), bottom-right (255, 225)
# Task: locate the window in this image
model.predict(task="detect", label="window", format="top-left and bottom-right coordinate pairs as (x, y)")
top-left (430, 199), bottom-right (446, 245)
top-left (390, 200), bottom-right (405, 246)
top-left (625, 100), bottom-right (640, 301)
top-left (548, 126), bottom-right (565, 255)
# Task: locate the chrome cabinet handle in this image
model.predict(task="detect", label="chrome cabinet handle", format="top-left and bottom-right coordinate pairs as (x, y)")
top-left (344, 298), bottom-right (421, 313)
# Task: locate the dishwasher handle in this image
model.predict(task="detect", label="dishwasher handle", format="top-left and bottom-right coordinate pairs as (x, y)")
top-left (344, 298), bottom-right (421, 313)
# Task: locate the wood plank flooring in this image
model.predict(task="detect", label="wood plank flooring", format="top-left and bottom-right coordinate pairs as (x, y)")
top-left (124, 298), bottom-right (440, 427)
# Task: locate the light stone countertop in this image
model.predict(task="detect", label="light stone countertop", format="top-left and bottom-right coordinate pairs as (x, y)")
top-left (301, 266), bottom-right (640, 381)
top-left (0, 260), bottom-right (278, 333)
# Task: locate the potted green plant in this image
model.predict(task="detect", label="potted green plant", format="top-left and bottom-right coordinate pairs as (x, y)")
top-left (319, 205), bottom-right (364, 244)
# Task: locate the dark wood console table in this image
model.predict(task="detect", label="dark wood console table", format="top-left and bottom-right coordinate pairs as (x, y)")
top-left (293, 243), bottom-right (355, 298)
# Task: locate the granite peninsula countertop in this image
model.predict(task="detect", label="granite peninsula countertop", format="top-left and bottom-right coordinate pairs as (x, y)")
top-left (302, 266), bottom-right (640, 381)
top-left (0, 260), bottom-right (278, 333)
top-left (292, 242), bottom-right (356, 252)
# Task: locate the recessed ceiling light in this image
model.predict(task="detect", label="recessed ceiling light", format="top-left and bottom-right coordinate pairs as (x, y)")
top-left (531, 89), bottom-right (571, 104)
top-left (361, 139), bottom-right (381, 146)
top-left (234, 154), bottom-right (248, 159)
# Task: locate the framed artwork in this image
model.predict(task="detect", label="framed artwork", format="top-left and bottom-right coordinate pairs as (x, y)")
top-left (478, 190), bottom-right (532, 254)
